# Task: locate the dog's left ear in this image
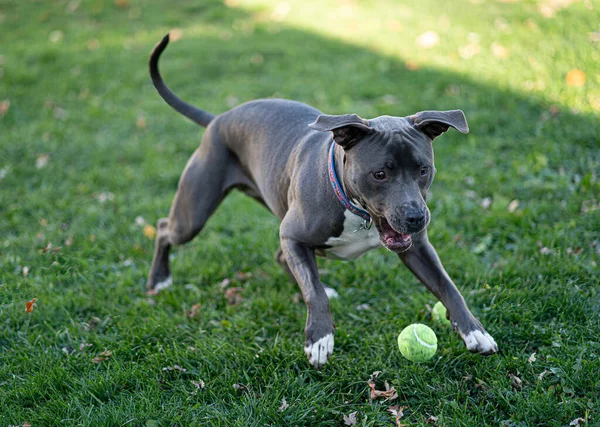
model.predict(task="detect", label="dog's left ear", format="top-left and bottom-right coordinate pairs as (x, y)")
top-left (410, 110), bottom-right (469, 140)
top-left (308, 114), bottom-right (373, 149)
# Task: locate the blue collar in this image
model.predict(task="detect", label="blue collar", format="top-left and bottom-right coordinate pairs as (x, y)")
top-left (327, 143), bottom-right (372, 226)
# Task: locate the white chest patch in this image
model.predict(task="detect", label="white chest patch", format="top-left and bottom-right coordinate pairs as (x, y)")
top-left (323, 210), bottom-right (382, 261)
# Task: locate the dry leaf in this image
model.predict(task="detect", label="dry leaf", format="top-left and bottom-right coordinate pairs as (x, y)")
top-left (528, 352), bottom-right (537, 363)
top-left (538, 369), bottom-right (550, 381)
top-left (136, 116), bottom-right (146, 129)
top-left (162, 364), bottom-right (187, 372)
top-left (234, 271), bottom-right (253, 281)
top-left (79, 342), bottom-right (93, 351)
top-left (426, 415), bottom-right (439, 424)
top-left (65, 235), bottom-right (73, 246)
top-left (416, 31), bottom-right (439, 48)
top-left (92, 349), bottom-right (112, 363)
top-left (405, 60), bottom-right (420, 71)
top-left (388, 406), bottom-right (408, 426)
top-left (143, 224), bottom-right (157, 239)
top-left (233, 383), bottom-right (248, 392)
top-left (343, 411), bottom-right (358, 425)
top-left (49, 30), bottom-right (64, 43)
top-left (480, 197), bottom-right (492, 210)
top-left (225, 287), bottom-right (244, 305)
top-left (368, 372), bottom-right (398, 401)
top-left (507, 199), bottom-right (519, 213)
top-left (509, 373), bottom-right (523, 388)
top-left (25, 298), bottom-right (37, 313)
top-left (279, 397), bottom-right (289, 412)
top-left (566, 69), bottom-right (586, 87)
top-left (191, 379), bottom-right (205, 389)
top-left (185, 304), bottom-right (201, 318)
top-left (22, 266), bottom-right (30, 276)
top-left (0, 99), bottom-right (10, 116)
top-left (570, 418), bottom-right (585, 426)
top-left (36, 154), bottom-right (50, 169)
top-left (23, 423), bottom-right (32, 427)
top-left (88, 39), bottom-right (99, 50)
top-left (114, 0), bottom-right (129, 7)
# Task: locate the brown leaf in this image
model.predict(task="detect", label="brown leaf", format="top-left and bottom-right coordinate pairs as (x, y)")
top-left (92, 349), bottom-right (112, 363)
top-left (509, 373), bottom-right (523, 388)
top-left (185, 303), bottom-right (201, 318)
top-left (0, 99), bottom-right (10, 116)
top-left (25, 298), bottom-right (37, 313)
top-left (23, 423), bottom-right (32, 427)
top-left (387, 406), bottom-right (408, 426)
top-left (426, 415), bottom-right (439, 424)
top-left (136, 116), bottom-right (146, 129)
top-left (343, 411), bottom-right (358, 425)
top-left (170, 28), bottom-right (183, 41)
top-left (225, 287), bottom-right (244, 305)
top-left (234, 271), bottom-right (253, 281)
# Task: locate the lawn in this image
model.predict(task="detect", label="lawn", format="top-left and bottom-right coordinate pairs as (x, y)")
top-left (1, 0), bottom-right (599, 425)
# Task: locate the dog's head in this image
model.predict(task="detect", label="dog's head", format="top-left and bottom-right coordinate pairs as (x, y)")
top-left (309, 110), bottom-right (468, 253)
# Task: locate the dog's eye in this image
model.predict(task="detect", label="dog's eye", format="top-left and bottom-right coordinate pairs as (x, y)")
top-left (420, 166), bottom-right (429, 176)
top-left (373, 171), bottom-right (386, 180)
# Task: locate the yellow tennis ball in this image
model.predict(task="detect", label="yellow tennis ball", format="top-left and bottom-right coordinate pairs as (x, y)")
top-left (397, 323), bottom-right (437, 362)
top-left (432, 301), bottom-right (451, 326)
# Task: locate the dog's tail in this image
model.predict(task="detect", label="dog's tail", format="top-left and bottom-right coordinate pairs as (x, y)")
top-left (149, 33), bottom-right (215, 128)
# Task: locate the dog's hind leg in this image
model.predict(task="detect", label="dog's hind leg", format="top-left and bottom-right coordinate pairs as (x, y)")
top-left (147, 128), bottom-right (241, 293)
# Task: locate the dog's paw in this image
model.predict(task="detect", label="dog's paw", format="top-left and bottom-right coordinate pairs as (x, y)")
top-left (147, 276), bottom-right (172, 295)
top-left (305, 333), bottom-right (334, 368)
top-left (460, 330), bottom-right (498, 355)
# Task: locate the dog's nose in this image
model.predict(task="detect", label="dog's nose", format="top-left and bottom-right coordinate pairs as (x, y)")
top-left (404, 207), bottom-right (426, 231)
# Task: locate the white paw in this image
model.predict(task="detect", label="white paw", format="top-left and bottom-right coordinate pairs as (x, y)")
top-left (324, 287), bottom-right (340, 299)
top-left (154, 276), bottom-right (173, 292)
top-left (305, 333), bottom-right (334, 368)
top-left (460, 330), bottom-right (498, 355)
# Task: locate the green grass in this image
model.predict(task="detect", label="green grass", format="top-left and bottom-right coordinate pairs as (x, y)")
top-left (1, 0), bottom-right (599, 425)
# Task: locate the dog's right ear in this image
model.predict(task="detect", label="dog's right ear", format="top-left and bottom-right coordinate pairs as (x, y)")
top-left (309, 114), bottom-right (372, 149)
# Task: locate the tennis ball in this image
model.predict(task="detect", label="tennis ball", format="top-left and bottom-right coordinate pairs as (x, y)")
top-left (432, 301), bottom-right (451, 326)
top-left (397, 323), bottom-right (437, 362)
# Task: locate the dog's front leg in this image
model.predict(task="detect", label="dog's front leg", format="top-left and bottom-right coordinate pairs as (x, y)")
top-left (399, 231), bottom-right (498, 355)
top-left (280, 222), bottom-right (334, 368)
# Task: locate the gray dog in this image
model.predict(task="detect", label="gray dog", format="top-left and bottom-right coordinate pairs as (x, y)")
top-left (146, 34), bottom-right (498, 368)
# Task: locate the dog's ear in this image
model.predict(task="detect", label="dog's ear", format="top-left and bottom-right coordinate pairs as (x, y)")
top-left (308, 114), bottom-right (372, 149)
top-left (410, 110), bottom-right (469, 140)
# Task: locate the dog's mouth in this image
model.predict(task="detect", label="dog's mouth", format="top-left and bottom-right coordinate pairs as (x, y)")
top-left (374, 217), bottom-right (412, 253)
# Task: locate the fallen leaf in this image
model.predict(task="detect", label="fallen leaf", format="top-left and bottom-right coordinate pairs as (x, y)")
top-left (162, 364), bottom-right (187, 372)
top-left (49, 30), bottom-right (64, 43)
top-left (65, 235), bottom-right (73, 246)
top-left (343, 411), bottom-right (358, 425)
top-left (225, 287), bottom-right (244, 305)
top-left (143, 224), bottom-right (157, 239)
top-left (566, 69), bottom-right (586, 87)
top-left (36, 154), bottom-right (50, 169)
top-left (279, 397), bottom-right (289, 412)
top-left (538, 369), bottom-right (550, 380)
top-left (507, 199), bottom-right (519, 213)
top-left (92, 349), bottom-right (112, 363)
top-left (480, 197), bottom-right (492, 210)
top-left (114, 0), bottom-right (129, 7)
top-left (218, 278), bottom-right (232, 289)
top-left (509, 373), bottom-right (523, 388)
top-left (191, 379), bottom-right (205, 389)
top-left (23, 423), bottom-right (32, 427)
top-left (589, 31), bottom-right (600, 43)
top-left (79, 342), bottom-right (93, 351)
top-left (233, 383), bottom-right (248, 392)
top-left (426, 415), bottom-right (439, 424)
top-left (528, 352), bottom-right (537, 363)
top-left (0, 99), bottom-right (10, 116)
top-left (25, 298), bottom-right (37, 313)
top-left (136, 116), bottom-right (146, 129)
top-left (387, 406), bottom-right (408, 426)
top-left (234, 271), bottom-right (253, 281)
top-left (22, 266), bottom-right (30, 276)
top-left (405, 60), bottom-right (420, 71)
top-left (293, 293), bottom-right (303, 304)
top-left (570, 418), bottom-right (585, 426)
top-left (370, 379), bottom-right (398, 401)
top-left (185, 303), bottom-right (201, 318)
top-left (416, 31), bottom-right (439, 48)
